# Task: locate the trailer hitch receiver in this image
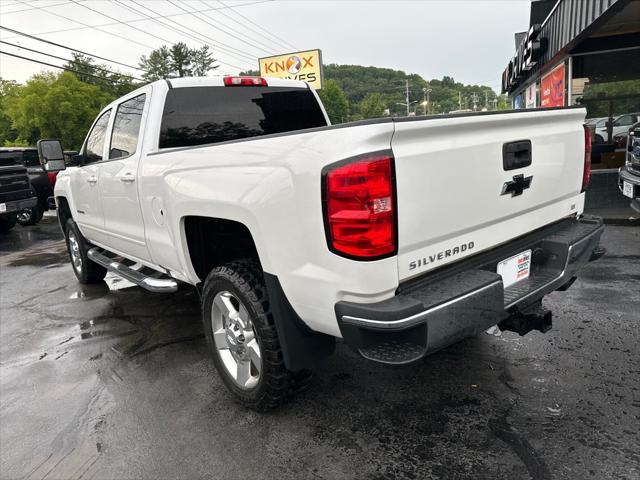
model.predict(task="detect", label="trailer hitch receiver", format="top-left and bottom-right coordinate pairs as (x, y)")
top-left (499, 303), bottom-right (552, 336)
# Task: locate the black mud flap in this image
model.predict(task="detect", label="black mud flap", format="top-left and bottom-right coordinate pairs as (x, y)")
top-left (263, 273), bottom-right (335, 371)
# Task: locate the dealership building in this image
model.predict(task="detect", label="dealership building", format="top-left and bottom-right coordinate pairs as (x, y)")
top-left (502, 0), bottom-right (640, 167)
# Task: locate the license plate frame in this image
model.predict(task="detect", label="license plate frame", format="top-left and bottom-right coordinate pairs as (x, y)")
top-left (497, 250), bottom-right (532, 288)
top-left (622, 181), bottom-right (634, 198)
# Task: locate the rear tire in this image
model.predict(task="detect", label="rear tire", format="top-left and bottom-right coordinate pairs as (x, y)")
top-left (0, 214), bottom-right (17, 233)
top-left (202, 259), bottom-right (311, 411)
top-left (64, 218), bottom-right (107, 284)
top-left (16, 206), bottom-right (43, 226)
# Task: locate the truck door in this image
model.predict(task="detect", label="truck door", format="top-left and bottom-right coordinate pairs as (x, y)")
top-left (70, 109), bottom-right (111, 244)
top-left (98, 90), bottom-right (151, 262)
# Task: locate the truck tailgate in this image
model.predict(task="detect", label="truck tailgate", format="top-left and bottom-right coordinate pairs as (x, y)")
top-left (392, 107), bottom-right (587, 281)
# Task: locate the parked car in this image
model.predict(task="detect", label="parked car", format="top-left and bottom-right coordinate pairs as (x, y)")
top-left (0, 147), bottom-right (54, 225)
top-left (595, 113), bottom-right (640, 143)
top-left (48, 76), bottom-right (604, 410)
top-left (586, 117), bottom-right (607, 143)
top-left (619, 121), bottom-right (640, 212)
top-left (0, 151), bottom-right (38, 233)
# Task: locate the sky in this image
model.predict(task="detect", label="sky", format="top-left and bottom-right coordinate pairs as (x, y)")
top-left (0, 0), bottom-right (531, 93)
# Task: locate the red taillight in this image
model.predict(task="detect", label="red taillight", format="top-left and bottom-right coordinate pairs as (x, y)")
top-left (48, 172), bottom-right (58, 186)
top-left (582, 125), bottom-right (591, 193)
top-left (223, 76), bottom-right (268, 87)
top-left (323, 153), bottom-right (396, 259)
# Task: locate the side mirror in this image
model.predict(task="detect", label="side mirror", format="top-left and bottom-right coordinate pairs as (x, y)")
top-left (37, 139), bottom-right (66, 172)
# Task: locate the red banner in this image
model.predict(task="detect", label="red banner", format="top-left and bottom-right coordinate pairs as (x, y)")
top-left (540, 63), bottom-right (565, 108)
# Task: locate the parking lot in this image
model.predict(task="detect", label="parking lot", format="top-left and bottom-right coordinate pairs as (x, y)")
top-left (0, 214), bottom-right (638, 480)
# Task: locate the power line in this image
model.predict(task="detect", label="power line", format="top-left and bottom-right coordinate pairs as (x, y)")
top-left (0, 0), bottom-right (273, 37)
top-left (197, 0), bottom-right (289, 53)
top-left (166, 0), bottom-right (274, 57)
top-left (123, 0), bottom-right (255, 64)
top-left (125, 0), bottom-right (257, 68)
top-left (14, 0), bottom-right (156, 50)
top-left (0, 40), bottom-right (143, 81)
top-left (161, 0), bottom-right (267, 60)
top-left (217, 0), bottom-right (298, 52)
top-left (120, 0), bottom-right (254, 71)
top-left (0, 50), bottom-right (133, 84)
top-left (1, 0), bottom-right (70, 15)
top-left (0, 25), bottom-right (143, 71)
top-left (68, 0), bottom-right (188, 48)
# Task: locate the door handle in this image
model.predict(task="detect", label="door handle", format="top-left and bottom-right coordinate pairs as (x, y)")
top-left (87, 175), bottom-right (97, 184)
top-left (120, 173), bottom-right (135, 183)
top-left (503, 140), bottom-right (532, 170)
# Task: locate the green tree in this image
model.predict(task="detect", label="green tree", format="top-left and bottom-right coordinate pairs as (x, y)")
top-left (64, 53), bottom-right (137, 98)
top-left (191, 46), bottom-right (216, 77)
top-left (170, 42), bottom-right (192, 77)
top-left (139, 46), bottom-right (173, 82)
top-left (358, 93), bottom-right (386, 119)
top-left (140, 43), bottom-right (218, 81)
top-left (318, 79), bottom-right (349, 124)
top-left (4, 72), bottom-right (112, 149)
top-left (0, 78), bottom-right (19, 146)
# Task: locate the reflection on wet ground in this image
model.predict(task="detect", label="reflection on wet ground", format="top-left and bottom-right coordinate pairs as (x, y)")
top-left (1, 218), bottom-right (639, 480)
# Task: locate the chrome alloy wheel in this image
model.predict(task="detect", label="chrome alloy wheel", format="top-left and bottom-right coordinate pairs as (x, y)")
top-left (16, 209), bottom-right (32, 223)
top-left (67, 229), bottom-right (83, 274)
top-left (211, 291), bottom-right (262, 389)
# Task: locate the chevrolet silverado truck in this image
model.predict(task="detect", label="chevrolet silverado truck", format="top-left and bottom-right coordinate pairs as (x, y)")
top-left (0, 151), bottom-right (38, 233)
top-left (46, 76), bottom-right (604, 410)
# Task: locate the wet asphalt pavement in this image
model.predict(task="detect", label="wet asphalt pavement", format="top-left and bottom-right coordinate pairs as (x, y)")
top-left (0, 214), bottom-right (638, 480)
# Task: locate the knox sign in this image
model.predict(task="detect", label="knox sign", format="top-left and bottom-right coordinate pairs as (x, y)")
top-left (259, 49), bottom-right (324, 90)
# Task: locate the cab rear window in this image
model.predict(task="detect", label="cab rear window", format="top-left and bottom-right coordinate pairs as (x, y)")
top-left (159, 86), bottom-right (327, 149)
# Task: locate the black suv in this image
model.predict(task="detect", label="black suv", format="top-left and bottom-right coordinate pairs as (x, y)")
top-left (0, 151), bottom-right (38, 233)
top-left (0, 147), bottom-right (53, 225)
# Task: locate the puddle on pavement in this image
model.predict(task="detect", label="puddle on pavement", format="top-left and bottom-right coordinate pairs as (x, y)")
top-left (0, 216), bottom-right (64, 255)
top-left (69, 282), bottom-right (111, 300)
top-left (73, 288), bottom-right (202, 359)
top-left (6, 244), bottom-right (68, 267)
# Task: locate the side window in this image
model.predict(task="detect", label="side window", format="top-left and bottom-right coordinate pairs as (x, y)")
top-left (616, 115), bottom-right (631, 126)
top-left (84, 110), bottom-right (111, 164)
top-left (109, 94), bottom-right (146, 159)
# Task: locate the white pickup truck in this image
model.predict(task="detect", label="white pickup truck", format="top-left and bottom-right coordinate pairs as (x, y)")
top-left (45, 76), bottom-right (604, 410)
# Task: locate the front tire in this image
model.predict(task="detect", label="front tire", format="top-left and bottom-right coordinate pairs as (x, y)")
top-left (64, 218), bottom-right (107, 284)
top-left (202, 260), bottom-right (311, 411)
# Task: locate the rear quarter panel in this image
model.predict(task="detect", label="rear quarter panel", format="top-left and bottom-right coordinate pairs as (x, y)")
top-left (141, 122), bottom-right (397, 337)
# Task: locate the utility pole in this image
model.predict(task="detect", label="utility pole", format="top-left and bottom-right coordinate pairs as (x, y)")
top-left (458, 91), bottom-right (462, 110)
top-left (484, 91), bottom-right (489, 109)
top-left (472, 93), bottom-right (478, 111)
top-left (396, 78), bottom-right (416, 117)
top-left (405, 79), bottom-right (410, 117)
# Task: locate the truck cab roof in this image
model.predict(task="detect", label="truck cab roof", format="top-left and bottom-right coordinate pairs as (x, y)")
top-left (160, 76), bottom-right (310, 90)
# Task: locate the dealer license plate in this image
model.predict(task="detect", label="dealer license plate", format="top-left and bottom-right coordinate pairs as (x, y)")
top-left (0, 203), bottom-right (6, 213)
top-left (623, 181), bottom-right (634, 198)
top-left (497, 250), bottom-right (531, 288)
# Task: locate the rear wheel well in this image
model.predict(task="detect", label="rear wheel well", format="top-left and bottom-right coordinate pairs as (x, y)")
top-left (184, 216), bottom-right (261, 282)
